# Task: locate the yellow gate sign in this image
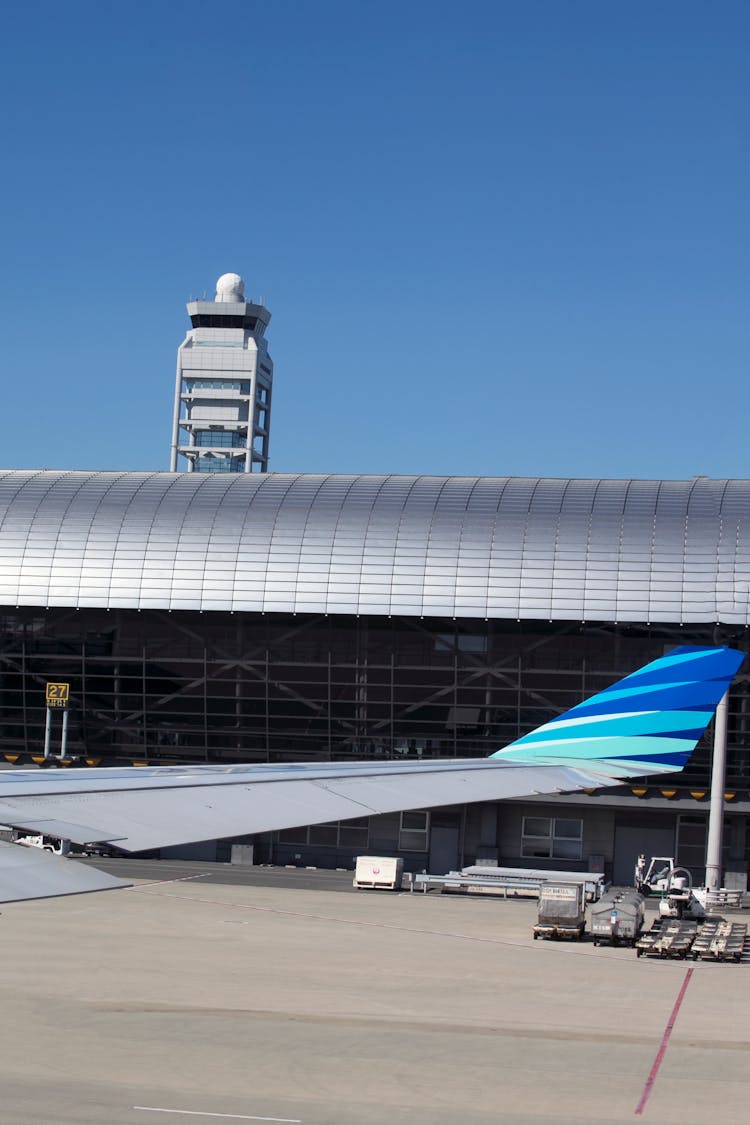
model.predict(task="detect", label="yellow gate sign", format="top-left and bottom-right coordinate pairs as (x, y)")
top-left (45, 682), bottom-right (70, 708)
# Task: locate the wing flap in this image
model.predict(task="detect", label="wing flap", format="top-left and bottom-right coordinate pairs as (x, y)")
top-left (0, 818), bottom-right (126, 843)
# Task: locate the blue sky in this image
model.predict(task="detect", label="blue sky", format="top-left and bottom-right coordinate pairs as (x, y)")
top-left (1, 1), bottom-right (748, 480)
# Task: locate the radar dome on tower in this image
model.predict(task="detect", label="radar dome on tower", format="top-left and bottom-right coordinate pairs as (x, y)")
top-left (215, 273), bottom-right (245, 302)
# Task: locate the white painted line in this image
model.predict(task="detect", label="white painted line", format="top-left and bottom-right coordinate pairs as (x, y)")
top-left (133, 1108), bottom-right (301, 1123)
top-left (130, 873), bottom-right (211, 889)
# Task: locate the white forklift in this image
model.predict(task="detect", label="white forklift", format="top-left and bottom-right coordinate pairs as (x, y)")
top-left (634, 855), bottom-right (708, 919)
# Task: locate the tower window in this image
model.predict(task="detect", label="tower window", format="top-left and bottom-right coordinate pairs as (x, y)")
top-left (185, 380), bottom-right (250, 394)
top-left (194, 430), bottom-right (246, 449)
top-left (194, 455), bottom-right (246, 473)
top-left (189, 314), bottom-right (257, 330)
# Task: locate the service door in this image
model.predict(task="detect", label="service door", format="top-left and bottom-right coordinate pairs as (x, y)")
top-left (429, 825), bottom-right (460, 874)
top-left (613, 824), bottom-right (675, 886)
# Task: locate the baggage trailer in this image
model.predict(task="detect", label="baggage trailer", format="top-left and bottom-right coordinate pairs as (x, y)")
top-left (636, 920), bottom-right (698, 959)
top-left (416, 866), bottom-right (606, 900)
top-left (533, 882), bottom-right (586, 941)
top-left (458, 865), bottom-right (606, 902)
top-left (591, 887), bottom-right (645, 947)
top-left (690, 921), bottom-right (747, 963)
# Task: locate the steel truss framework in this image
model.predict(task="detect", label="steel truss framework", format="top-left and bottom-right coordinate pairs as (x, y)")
top-left (0, 608), bottom-right (749, 788)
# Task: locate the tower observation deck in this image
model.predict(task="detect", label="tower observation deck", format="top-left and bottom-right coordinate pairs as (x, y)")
top-left (170, 273), bottom-right (273, 473)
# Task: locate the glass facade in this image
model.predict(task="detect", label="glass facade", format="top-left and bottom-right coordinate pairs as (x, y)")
top-left (194, 431), bottom-right (246, 448)
top-left (279, 818), bottom-right (369, 849)
top-left (194, 455), bottom-right (246, 472)
top-left (0, 609), bottom-right (748, 792)
top-left (186, 380), bottom-right (251, 393)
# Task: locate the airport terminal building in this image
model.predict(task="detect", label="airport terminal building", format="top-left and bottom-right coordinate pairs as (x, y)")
top-left (0, 469), bottom-right (749, 885)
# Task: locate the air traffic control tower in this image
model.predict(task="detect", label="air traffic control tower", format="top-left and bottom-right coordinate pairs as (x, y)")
top-left (170, 272), bottom-right (273, 473)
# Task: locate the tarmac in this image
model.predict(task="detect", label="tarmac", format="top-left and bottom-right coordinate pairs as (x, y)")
top-left (1, 860), bottom-right (749, 1125)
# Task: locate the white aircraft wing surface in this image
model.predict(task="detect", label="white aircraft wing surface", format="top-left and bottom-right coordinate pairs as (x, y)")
top-left (0, 839), bottom-right (130, 903)
top-left (0, 644), bottom-right (744, 903)
top-left (0, 759), bottom-right (609, 856)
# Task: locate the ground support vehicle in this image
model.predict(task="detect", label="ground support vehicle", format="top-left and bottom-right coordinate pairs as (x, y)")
top-left (533, 882), bottom-right (586, 941)
top-left (635, 855), bottom-right (704, 918)
top-left (591, 887), bottom-right (645, 947)
top-left (635, 855), bottom-right (680, 896)
top-left (634, 854), bottom-right (743, 919)
top-left (690, 921), bottom-right (747, 963)
top-left (636, 919), bottom-right (698, 959)
top-left (11, 832), bottom-right (70, 856)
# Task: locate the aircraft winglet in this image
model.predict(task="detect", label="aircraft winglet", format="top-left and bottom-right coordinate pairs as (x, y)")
top-left (490, 645), bottom-right (745, 777)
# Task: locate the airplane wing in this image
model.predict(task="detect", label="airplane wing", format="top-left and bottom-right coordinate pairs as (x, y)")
top-left (0, 839), bottom-right (130, 903)
top-left (0, 644), bottom-right (743, 903)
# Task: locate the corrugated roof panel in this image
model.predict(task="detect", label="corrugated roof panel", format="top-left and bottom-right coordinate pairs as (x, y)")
top-left (0, 470), bottom-right (749, 622)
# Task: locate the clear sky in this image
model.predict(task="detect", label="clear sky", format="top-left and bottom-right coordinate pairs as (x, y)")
top-left (1, 1), bottom-right (748, 481)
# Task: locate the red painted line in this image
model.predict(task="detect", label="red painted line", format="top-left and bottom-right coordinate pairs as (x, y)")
top-left (635, 967), bottom-right (694, 1116)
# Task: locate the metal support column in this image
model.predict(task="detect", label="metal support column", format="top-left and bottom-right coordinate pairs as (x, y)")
top-left (203, 647), bottom-right (209, 762)
top-left (390, 650), bottom-right (395, 756)
top-left (43, 708), bottom-right (52, 760)
top-left (453, 653), bottom-right (458, 756)
top-left (60, 708), bottom-right (69, 760)
top-left (327, 649), bottom-right (332, 760)
top-left (705, 690), bottom-right (729, 891)
top-left (142, 645), bottom-right (148, 755)
top-left (21, 636), bottom-right (28, 754)
top-left (265, 648), bottom-right (271, 762)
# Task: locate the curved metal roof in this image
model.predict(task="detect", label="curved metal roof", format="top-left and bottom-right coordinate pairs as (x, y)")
top-left (0, 470), bottom-right (749, 623)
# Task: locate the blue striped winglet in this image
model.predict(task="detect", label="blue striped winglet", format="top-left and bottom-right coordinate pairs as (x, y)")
top-left (490, 645), bottom-right (745, 777)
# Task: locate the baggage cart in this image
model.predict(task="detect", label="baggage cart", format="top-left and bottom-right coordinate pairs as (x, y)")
top-left (591, 887), bottom-right (645, 947)
top-left (690, 920), bottom-right (747, 963)
top-left (636, 919), bottom-right (697, 959)
top-left (533, 882), bottom-right (586, 941)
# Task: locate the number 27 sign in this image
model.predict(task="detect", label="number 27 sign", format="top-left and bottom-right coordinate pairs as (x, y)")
top-left (45, 682), bottom-right (70, 708)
